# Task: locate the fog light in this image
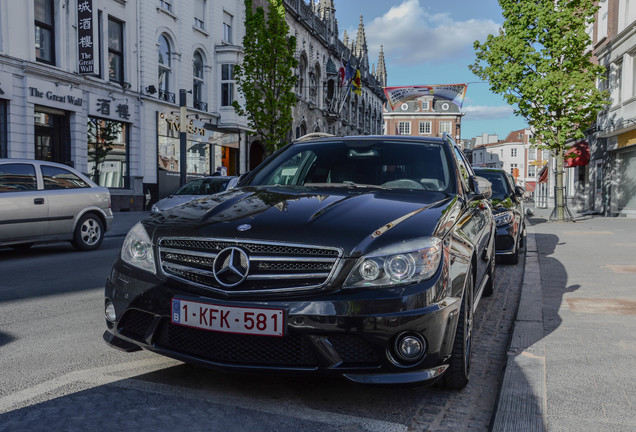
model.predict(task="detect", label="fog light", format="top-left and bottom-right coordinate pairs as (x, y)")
top-left (394, 334), bottom-right (426, 362)
top-left (105, 300), bottom-right (116, 323)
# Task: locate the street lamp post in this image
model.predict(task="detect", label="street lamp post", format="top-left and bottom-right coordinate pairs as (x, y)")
top-left (179, 89), bottom-right (188, 186)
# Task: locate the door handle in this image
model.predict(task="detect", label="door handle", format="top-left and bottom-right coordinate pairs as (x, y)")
top-left (34, 198), bottom-right (45, 205)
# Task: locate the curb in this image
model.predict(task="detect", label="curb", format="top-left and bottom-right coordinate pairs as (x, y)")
top-left (491, 222), bottom-right (548, 431)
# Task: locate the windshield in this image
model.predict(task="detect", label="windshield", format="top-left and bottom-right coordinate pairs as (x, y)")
top-left (474, 171), bottom-right (512, 200)
top-left (246, 139), bottom-right (456, 193)
top-left (175, 178), bottom-right (230, 195)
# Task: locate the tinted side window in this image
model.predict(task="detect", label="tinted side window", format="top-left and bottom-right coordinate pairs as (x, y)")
top-left (0, 163), bottom-right (37, 192)
top-left (453, 146), bottom-right (471, 193)
top-left (41, 165), bottom-right (90, 190)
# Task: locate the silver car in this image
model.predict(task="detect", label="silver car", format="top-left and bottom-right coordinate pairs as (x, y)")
top-left (151, 176), bottom-right (238, 213)
top-left (0, 159), bottom-right (113, 251)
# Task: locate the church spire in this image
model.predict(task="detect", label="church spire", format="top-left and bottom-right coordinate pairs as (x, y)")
top-left (355, 15), bottom-right (369, 71)
top-left (377, 45), bottom-right (387, 87)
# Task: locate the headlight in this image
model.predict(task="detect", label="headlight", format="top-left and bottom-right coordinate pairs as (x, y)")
top-left (344, 237), bottom-right (442, 289)
top-left (121, 222), bottom-right (156, 274)
top-left (494, 211), bottom-right (514, 227)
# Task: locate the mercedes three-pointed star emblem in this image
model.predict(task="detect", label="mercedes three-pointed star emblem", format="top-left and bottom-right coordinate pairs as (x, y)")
top-left (213, 247), bottom-right (250, 288)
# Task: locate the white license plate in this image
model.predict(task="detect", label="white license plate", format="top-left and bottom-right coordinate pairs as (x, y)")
top-left (171, 298), bottom-right (285, 337)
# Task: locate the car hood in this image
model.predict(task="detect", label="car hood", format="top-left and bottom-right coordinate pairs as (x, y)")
top-left (144, 186), bottom-right (461, 257)
top-left (154, 195), bottom-right (202, 211)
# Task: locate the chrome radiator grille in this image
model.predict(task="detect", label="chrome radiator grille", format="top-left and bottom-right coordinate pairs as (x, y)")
top-left (158, 237), bottom-right (342, 295)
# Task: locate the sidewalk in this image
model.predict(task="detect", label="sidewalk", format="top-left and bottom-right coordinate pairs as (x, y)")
top-left (106, 211), bottom-right (150, 238)
top-left (492, 207), bottom-right (636, 431)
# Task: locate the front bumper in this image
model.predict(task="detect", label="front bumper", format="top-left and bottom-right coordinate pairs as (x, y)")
top-left (103, 260), bottom-right (461, 385)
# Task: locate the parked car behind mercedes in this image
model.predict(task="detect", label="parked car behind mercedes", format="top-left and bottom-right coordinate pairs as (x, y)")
top-left (104, 134), bottom-right (495, 388)
top-left (0, 159), bottom-right (113, 251)
top-left (473, 167), bottom-right (526, 264)
top-left (151, 176), bottom-right (238, 213)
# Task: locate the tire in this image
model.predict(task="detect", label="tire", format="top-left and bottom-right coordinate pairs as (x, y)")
top-left (72, 213), bottom-right (104, 251)
top-left (442, 273), bottom-right (473, 390)
top-left (483, 250), bottom-right (496, 297)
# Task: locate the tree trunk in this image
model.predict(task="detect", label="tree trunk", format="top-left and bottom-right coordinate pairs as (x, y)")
top-left (555, 147), bottom-right (566, 221)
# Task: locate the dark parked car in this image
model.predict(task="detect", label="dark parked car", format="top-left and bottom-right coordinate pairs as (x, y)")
top-left (151, 176), bottom-right (238, 213)
top-left (0, 159), bottom-right (113, 251)
top-left (473, 168), bottom-right (526, 264)
top-left (103, 135), bottom-right (495, 388)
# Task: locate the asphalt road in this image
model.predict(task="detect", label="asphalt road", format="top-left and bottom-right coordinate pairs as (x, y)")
top-left (0, 238), bottom-right (525, 431)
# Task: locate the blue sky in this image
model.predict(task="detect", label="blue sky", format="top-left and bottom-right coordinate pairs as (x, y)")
top-left (332, 0), bottom-right (528, 140)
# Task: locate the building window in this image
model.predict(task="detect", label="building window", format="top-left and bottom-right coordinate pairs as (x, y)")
top-left (160, 0), bottom-right (173, 14)
top-left (194, 0), bottom-right (205, 30)
top-left (193, 51), bottom-right (206, 111)
top-left (158, 34), bottom-right (174, 102)
top-left (398, 121), bottom-right (411, 135)
top-left (529, 147), bottom-right (536, 159)
top-left (511, 148), bottom-right (517, 157)
top-left (223, 12), bottom-right (233, 43)
top-left (34, 0), bottom-right (55, 64)
top-left (510, 163), bottom-right (518, 175)
top-left (221, 64), bottom-right (234, 107)
top-left (528, 165), bottom-right (536, 177)
top-left (87, 117), bottom-right (129, 188)
top-left (439, 121), bottom-right (452, 134)
top-left (108, 18), bottom-right (124, 84)
top-left (419, 121), bottom-right (431, 135)
top-left (421, 101), bottom-right (429, 111)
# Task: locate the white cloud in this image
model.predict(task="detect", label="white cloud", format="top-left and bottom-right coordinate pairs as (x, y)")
top-left (364, 0), bottom-right (500, 66)
top-left (462, 104), bottom-right (515, 120)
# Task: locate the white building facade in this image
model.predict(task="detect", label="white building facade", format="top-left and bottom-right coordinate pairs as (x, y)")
top-left (0, 0), bottom-right (385, 210)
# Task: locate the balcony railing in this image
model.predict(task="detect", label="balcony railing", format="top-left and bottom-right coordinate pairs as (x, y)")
top-left (193, 101), bottom-right (208, 111)
top-left (159, 90), bottom-right (176, 103)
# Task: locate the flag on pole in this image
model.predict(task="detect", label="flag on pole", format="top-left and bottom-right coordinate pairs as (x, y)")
top-left (353, 69), bottom-right (362, 96)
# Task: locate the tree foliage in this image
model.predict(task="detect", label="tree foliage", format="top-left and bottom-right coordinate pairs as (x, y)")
top-left (470, 0), bottom-right (609, 220)
top-left (233, 0), bottom-right (298, 155)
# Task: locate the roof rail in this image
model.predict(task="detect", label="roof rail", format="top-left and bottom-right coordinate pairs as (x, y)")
top-left (296, 132), bottom-right (336, 142)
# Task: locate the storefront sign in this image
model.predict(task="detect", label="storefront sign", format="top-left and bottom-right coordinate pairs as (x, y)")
top-left (77, 0), bottom-right (95, 74)
top-left (160, 113), bottom-right (206, 136)
top-left (89, 94), bottom-right (132, 122)
top-left (26, 78), bottom-right (84, 112)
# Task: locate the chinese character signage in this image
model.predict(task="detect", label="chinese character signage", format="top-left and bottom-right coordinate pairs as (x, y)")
top-left (77, 0), bottom-right (95, 74)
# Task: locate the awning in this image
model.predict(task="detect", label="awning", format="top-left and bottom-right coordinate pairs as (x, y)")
top-left (565, 140), bottom-right (590, 167)
top-left (538, 165), bottom-right (548, 183)
top-left (525, 181), bottom-right (536, 192)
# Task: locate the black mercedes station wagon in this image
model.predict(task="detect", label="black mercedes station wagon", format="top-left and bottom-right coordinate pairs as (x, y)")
top-left (104, 135), bottom-right (496, 388)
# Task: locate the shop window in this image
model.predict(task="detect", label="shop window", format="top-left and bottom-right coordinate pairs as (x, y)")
top-left (108, 17), bottom-right (124, 84)
top-left (221, 64), bottom-right (234, 107)
top-left (87, 117), bottom-right (128, 188)
top-left (34, 0), bottom-right (55, 64)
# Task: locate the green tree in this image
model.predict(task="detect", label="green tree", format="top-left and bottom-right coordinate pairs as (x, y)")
top-left (470, 0), bottom-right (608, 221)
top-left (233, 0), bottom-right (298, 155)
top-left (88, 118), bottom-right (121, 184)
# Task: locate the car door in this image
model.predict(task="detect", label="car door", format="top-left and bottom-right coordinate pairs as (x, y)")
top-left (40, 164), bottom-right (93, 236)
top-left (452, 146), bottom-right (493, 290)
top-left (0, 162), bottom-right (49, 241)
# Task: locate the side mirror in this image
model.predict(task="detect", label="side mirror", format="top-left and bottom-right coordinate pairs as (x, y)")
top-left (471, 176), bottom-right (492, 199)
top-left (514, 185), bottom-right (525, 197)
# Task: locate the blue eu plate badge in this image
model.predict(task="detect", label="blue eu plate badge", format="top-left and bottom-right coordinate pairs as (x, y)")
top-left (172, 299), bottom-right (181, 323)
